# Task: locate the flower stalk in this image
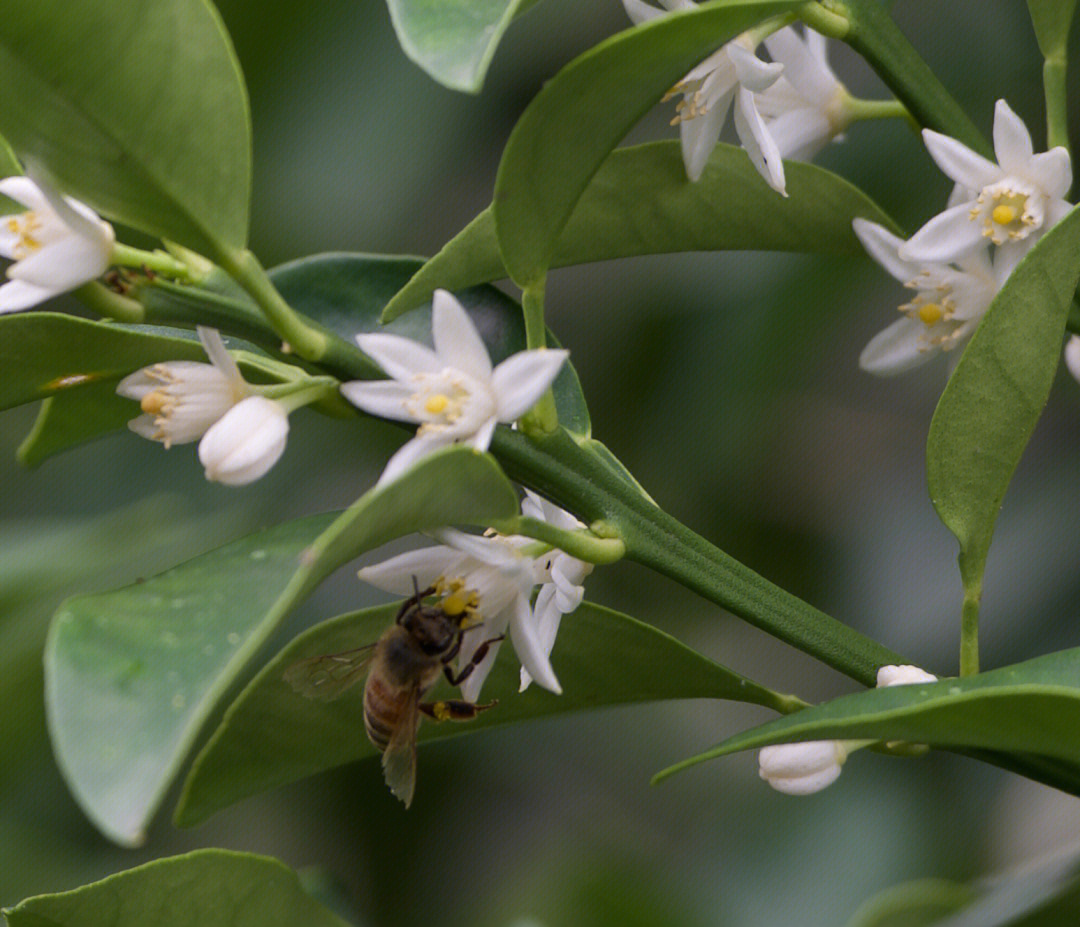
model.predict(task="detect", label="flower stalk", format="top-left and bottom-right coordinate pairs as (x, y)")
top-left (111, 243), bottom-right (202, 283)
top-left (491, 515), bottom-right (627, 566)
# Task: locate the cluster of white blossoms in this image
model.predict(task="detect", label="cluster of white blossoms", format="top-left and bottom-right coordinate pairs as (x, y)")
top-left (858, 100), bottom-right (1073, 375)
top-left (357, 489), bottom-right (593, 701)
top-left (622, 2), bottom-right (850, 194)
top-left (758, 664), bottom-right (937, 795)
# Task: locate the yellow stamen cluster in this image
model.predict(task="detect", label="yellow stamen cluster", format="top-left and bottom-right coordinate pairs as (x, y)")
top-left (663, 78), bottom-right (707, 126)
top-left (974, 189), bottom-right (1035, 243)
top-left (435, 577), bottom-right (480, 622)
top-left (7, 212), bottom-right (43, 259)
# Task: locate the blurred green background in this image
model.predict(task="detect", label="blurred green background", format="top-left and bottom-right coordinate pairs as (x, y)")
top-left (3, 1), bottom-right (1080, 925)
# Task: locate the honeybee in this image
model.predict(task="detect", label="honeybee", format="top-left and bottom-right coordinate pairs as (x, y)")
top-left (284, 583), bottom-right (500, 807)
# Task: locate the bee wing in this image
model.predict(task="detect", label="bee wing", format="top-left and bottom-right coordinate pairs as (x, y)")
top-left (381, 682), bottom-right (421, 808)
top-left (283, 644), bottom-right (377, 701)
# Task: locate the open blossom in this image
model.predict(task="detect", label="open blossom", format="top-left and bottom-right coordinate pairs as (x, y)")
top-left (359, 527), bottom-right (561, 701)
top-left (876, 664), bottom-right (937, 688)
top-left (0, 176), bottom-right (114, 312)
top-left (519, 490), bottom-right (593, 692)
top-left (341, 289), bottom-right (568, 487)
top-left (758, 27), bottom-right (849, 162)
top-left (854, 218), bottom-right (1005, 375)
top-left (622, 0), bottom-right (786, 191)
top-left (759, 740), bottom-right (848, 795)
top-left (117, 327), bottom-right (290, 485)
top-left (901, 99), bottom-right (1073, 264)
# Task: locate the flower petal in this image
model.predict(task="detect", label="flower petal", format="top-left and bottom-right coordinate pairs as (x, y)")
top-left (358, 546), bottom-right (466, 596)
top-left (1029, 148), bottom-right (1073, 197)
top-left (198, 396), bottom-right (289, 486)
top-left (899, 202), bottom-right (986, 264)
top-left (431, 289), bottom-right (492, 380)
top-left (680, 89), bottom-right (732, 181)
top-left (0, 177), bottom-right (49, 212)
top-left (763, 27), bottom-right (835, 104)
top-left (921, 129), bottom-right (1001, 190)
top-left (763, 107), bottom-right (831, 162)
top-left (859, 317), bottom-right (934, 376)
top-left (375, 430), bottom-right (453, 487)
top-left (8, 233), bottom-right (109, 290)
top-left (992, 98), bottom-right (1034, 175)
top-left (0, 277), bottom-right (58, 312)
top-left (509, 593), bottom-right (561, 694)
top-left (727, 41), bottom-right (782, 93)
top-left (355, 332), bottom-right (441, 381)
top-left (1065, 335), bottom-right (1080, 385)
top-left (734, 87), bottom-right (786, 195)
top-left (338, 379), bottom-right (418, 421)
top-left (852, 218), bottom-right (917, 282)
top-left (197, 326), bottom-right (245, 390)
top-left (491, 348), bottom-right (569, 421)
top-left (621, 0), bottom-right (665, 24)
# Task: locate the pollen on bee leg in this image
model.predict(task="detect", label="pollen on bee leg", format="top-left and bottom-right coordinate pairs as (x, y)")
top-left (431, 701), bottom-right (453, 722)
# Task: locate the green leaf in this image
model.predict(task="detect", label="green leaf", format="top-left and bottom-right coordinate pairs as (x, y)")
top-left (927, 206), bottom-right (1080, 597)
top-left (0, 0), bottom-right (251, 254)
top-left (1028, 0), bottom-right (1078, 59)
top-left (652, 646), bottom-right (1080, 784)
top-left (2, 849), bottom-right (350, 927)
top-left (17, 379), bottom-right (134, 466)
top-left (176, 600), bottom-right (781, 825)
top-left (846, 879), bottom-right (974, 927)
top-left (385, 0), bottom-right (542, 93)
top-left (384, 141), bottom-right (900, 320)
top-left (491, 0), bottom-right (801, 286)
top-left (45, 446), bottom-right (518, 846)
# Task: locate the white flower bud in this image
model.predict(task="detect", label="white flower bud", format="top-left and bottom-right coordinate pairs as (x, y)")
top-left (758, 740), bottom-right (847, 795)
top-left (198, 396), bottom-right (289, 486)
top-left (876, 664), bottom-right (938, 688)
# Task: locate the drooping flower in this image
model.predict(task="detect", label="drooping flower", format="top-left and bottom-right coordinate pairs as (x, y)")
top-left (876, 664), bottom-right (938, 687)
top-left (0, 176), bottom-right (114, 312)
top-left (519, 490), bottom-right (593, 692)
top-left (117, 327), bottom-right (291, 485)
top-left (757, 27), bottom-right (849, 162)
top-left (901, 99), bottom-right (1073, 265)
top-left (359, 527), bottom-right (561, 701)
top-left (341, 289), bottom-right (568, 487)
top-left (117, 327), bottom-right (248, 448)
top-left (758, 740), bottom-right (848, 795)
top-left (854, 217), bottom-right (1004, 375)
top-left (621, 1), bottom-right (786, 190)
top-left (198, 396), bottom-right (290, 486)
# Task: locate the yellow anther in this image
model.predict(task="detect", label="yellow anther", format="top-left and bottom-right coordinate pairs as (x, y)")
top-left (6, 218), bottom-right (17, 233)
top-left (140, 390), bottom-right (169, 415)
top-left (992, 204), bottom-right (1018, 226)
top-left (424, 393), bottom-right (450, 414)
top-left (917, 303), bottom-right (944, 326)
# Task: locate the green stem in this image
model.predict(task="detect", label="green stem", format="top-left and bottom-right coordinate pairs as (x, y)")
top-left (844, 96), bottom-right (910, 124)
top-left (839, 0), bottom-right (990, 157)
top-left (960, 588), bottom-right (980, 677)
top-left (112, 243), bottom-right (198, 282)
top-left (73, 281), bottom-right (143, 323)
top-left (261, 377), bottom-right (341, 412)
top-left (797, 1), bottom-right (850, 39)
top-left (1044, 55), bottom-right (1069, 152)
top-left (489, 428), bottom-right (903, 686)
top-left (518, 279), bottom-right (560, 436)
top-left (214, 247), bottom-right (329, 362)
top-left (493, 515), bottom-right (627, 565)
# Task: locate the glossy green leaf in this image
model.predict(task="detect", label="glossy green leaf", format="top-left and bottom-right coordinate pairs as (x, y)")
top-left (385, 141), bottom-right (899, 319)
top-left (17, 380), bottom-right (134, 467)
top-left (1028, 0), bottom-right (1078, 58)
top-left (2, 849), bottom-right (350, 927)
top-left (176, 600), bottom-right (781, 825)
top-left (653, 647), bottom-right (1080, 783)
top-left (46, 446), bottom-right (518, 846)
top-left (846, 879), bottom-right (974, 927)
top-left (0, 0), bottom-right (251, 254)
top-left (492, 0), bottom-right (801, 286)
top-left (927, 207), bottom-right (1080, 595)
top-left (385, 0), bottom-right (542, 93)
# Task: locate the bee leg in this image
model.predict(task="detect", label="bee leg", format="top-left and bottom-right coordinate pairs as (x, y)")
top-left (444, 634), bottom-right (505, 686)
top-left (419, 699), bottom-right (497, 722)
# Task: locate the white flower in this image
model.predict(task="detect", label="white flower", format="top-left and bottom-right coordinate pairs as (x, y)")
top-left (341, 290), bottom-right (568, 487)
top-left (901, 99), bottom-right (1073, 264)
top-left (117, 327), bottom-right (291, 485)
top-left (758, 740), bottom-right (847, 795)
top-left (854, 217), bottom-right (1005, 375)
top-left (117, 327), bottom-right (248, 448)
top-left (0, 176), bottom-right (114, 312)
top-left (198, 396), bottom-right (290, 486)
top-left (758, 27), bottom-right (848, 162)
top-left (1065, 336), bottom-right (1080, 385)
top-left (359, 528), bottom-right (561, 701)
top-left (622, 1), bottom-right (786, 191)
top-left (519, 490), bottom-right (593, 692)
top-left (876, 664), bottom-right (938, 687)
